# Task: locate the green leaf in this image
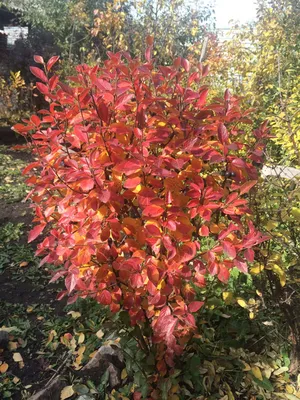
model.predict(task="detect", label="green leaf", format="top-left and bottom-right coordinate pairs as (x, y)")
top-left (252, 376), bottom-right (274, 392)
top-left (74, 384), bottom-right (89, 395)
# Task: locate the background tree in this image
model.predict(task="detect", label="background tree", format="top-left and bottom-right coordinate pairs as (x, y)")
top-left (4, 0), bottom-right (215, 66)
top-left (205, 0), bottom-right (300, 163)
top-left (203, 0), bottom-right (300, 371)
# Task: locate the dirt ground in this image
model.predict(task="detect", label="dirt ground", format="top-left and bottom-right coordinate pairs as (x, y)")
top-left (0, 144), bottom-right (67, 398)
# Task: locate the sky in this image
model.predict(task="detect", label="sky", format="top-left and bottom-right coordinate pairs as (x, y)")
top-left (214, 0), bottom-right (258, 29)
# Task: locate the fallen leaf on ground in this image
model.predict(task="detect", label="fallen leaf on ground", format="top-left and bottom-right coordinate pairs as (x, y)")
top-left (0, 362), bottom-right (8, 373)
top-left (19, 261), bottom-right (29, 267)
top-left (61, 385), bottom-right (75, 399)
top-left (67, 311), bottom-right (81, 319)
top-left (13, 353), bottom-right (23, 362)
top-left (96, 329), bottom-right (104, 339)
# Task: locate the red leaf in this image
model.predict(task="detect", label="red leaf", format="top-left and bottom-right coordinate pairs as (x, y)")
top-left (12, 123), bottom-right (33, 134)
top-left (124, 177), bottom-right (141, 189)
top-left (30, 66), bottom-right (48, 83)
top-left (244, 248), bottom-right (255, 262)
top-left (74, 125), bottom-right (88, 143)
top-left (94, 78), bottom-right (112, 91)
top-left (222, 241), bottom-right (236, 258)
top-left (98, 102), bottom-right (109, 123)
top-left (98, 290), bottom-right (112, 305)
top-left (116, 159), bottom-right (142, 176)
top-left (22, 162), bottom-right (40, 175)
top-left (115, 93), bottom-right (134, 110)
top-left (145, 224), bottom-right (161, 236)
top-left (240, 180), bottom-right (257, 195)
top-left (143, 205), bottom-right (164, 218)
top-left (146, 35), bottom-right (154, 46)
top-left (58, 82), bottom-right (74, 96)
top-left (218, 123), bottom-right (229, 144)
top-left (224, 89), bottom-right (231, 102)
top-left (181, 58), bottom-right (190, 72)
top-left (57, 291), bottom-right (67, 301)
top-left (30, 115), bottom-right (41, 126)
top-left (36, 82), bottom-right (49, 94)
top-left (218, 264), bottom-right (230, 283)
top-left (189, 301), bottom-right (204, 312)
top-left (232, 158), bottom-right (246, 168)
top-left (99, 190), bottom-right (110, 203)
top-left (28, 224), bottom-right (46, 243)
top-left (196, 89), bottom-right (209, 107)
top-left (234, 258), bottom-right (248, 273)
top-left (70, 111), bottom-right (91, 125)
top-left (130, 273), bottom-right (144, 288)
top-left (155, 306), bottom-right (177, 339)
top-left (67, 294), bottom-right (79, 305)
top-left (80, 178), bottom-right (94, 192)
top-left (180, 242), bottom-right (197, 263)
top-left (65, 273), bottom-right (78, 294)
top-left (199, 225), bottom-right (209, 236)
top-left (34, 55), bottom-right (44, 64)
top-left (145, 47), bottom-right (151, 63)
top-left (202, 64), bottom-right (210, 78)
top-left (47, 55), bottom-right (60, 71)
top-left (49, 270), bottom-right (67, 283)
top-left (49, 75), bottom-right (59, 91)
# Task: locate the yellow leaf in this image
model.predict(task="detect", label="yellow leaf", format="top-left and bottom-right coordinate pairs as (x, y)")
top-left (271, 264), bottom-right (286, 286)
top-left (13, 376), bottom-right (20, 384)
top-left (222, 291), bottom-right (234, 305)
top-left (0, 362), bottom-right (8, 373)
top-left (121, 368), bottom-right (127, 380)
top-left (26, 306), bottom-right (34, 313)
top-left (60, 385), bottom-right (75, 400)
top-left (78, 332), bottom-right (85, 344)
top-left (249, 311), bottom-right (255, 319)
top-left (237, 298), bottom-right (248, 308)
top-left (46, 330), bottom-right (57, 346)
top-left (243, 362), bottom-right (251, 371)
top-left (96, 329), bottom-right (104, 339)
top-left (223, 382), bottom-right (235, 400)
top-left (13, 353), bottom-right (23, 363)
top-left (157, 279), bottom-right (165, 290)
top-left (250, 263), bottom-right (264, 275)
top-left (269, 253), bottom-right (281, 263)
top-left (286, 384), bottom-right (295, 394)
top-left (132, 184), bottom-right (142, 194)
top-left (291, 207), bottom-right (300, 221)
top-left (77, 346), bottom-right (86, 356)
top-left (19, 261), bottom-right (28, 267)
top-left (273, 366), bottom-right (288, 375)
top-left (67, 311), bottom-right (81, 319)
top-left (251, 366), bottom-right (263, 380)
top-left (171, 384), bottom-right (179, 393)
top-left (265, 220), bottom-right (278, 230)
top-left (89, 350), bottom-right (97, 358)
top-left (8, 342), bottom-right (18, 351)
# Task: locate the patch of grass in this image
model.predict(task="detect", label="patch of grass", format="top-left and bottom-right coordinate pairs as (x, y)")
top-left (0, 152), bottom-right (29, 203)
top-left (0, 222), bottom-right (24, 243)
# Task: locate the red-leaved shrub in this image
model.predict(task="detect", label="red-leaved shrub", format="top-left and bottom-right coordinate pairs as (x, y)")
top-left (13, 49), bottom-right (269, 373)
